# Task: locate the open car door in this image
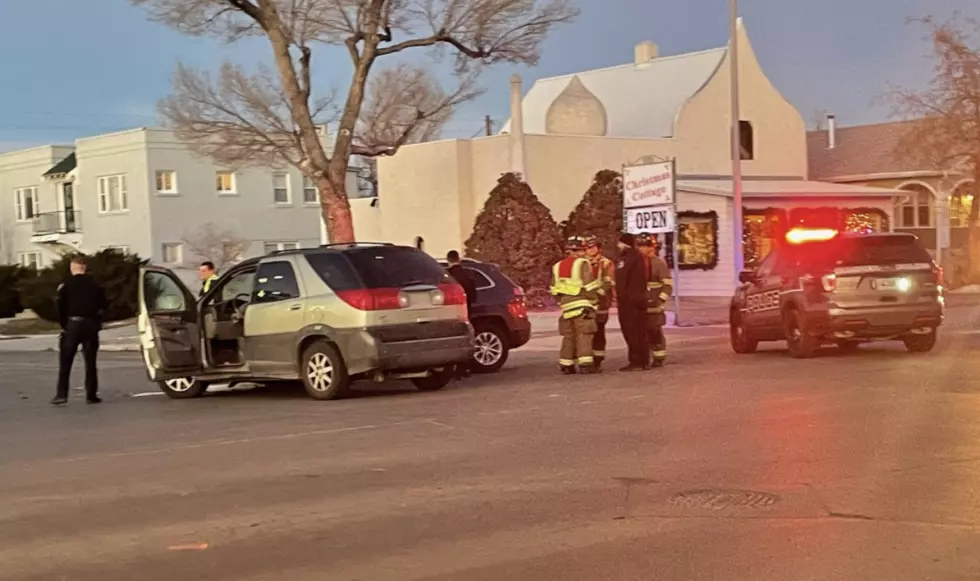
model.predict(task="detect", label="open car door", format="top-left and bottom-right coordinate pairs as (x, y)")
top-left (137, 266), bottom-right (204, 381)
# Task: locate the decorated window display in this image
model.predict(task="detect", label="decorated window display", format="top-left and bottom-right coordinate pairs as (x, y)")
top-left (743, 208), bottom-right (786, 266)
top-left (660, 211), bottom-right (719, 270)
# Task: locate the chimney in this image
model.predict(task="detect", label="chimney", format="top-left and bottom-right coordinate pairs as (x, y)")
top-left (826, 114), bottom-right (837, 149)
top-left (509, 74), bottom-right (526, 178)
top-left (634, 41), bottom-right (659, 65)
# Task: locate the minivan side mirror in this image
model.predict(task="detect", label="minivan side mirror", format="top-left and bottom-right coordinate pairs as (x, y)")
top-left (738, 269), bottom-right (756, 284)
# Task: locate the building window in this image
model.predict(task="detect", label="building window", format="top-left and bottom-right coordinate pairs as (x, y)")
top-left (162, 243), bottom-right (183, 265)
top-left (273, 173), bottom-right (291, 205)
top-left (739, 120), bottom-right (754, 161)
top-left (263, 241), bottom-right (299, 254)
top-left (303, 176), bottom-right (318, 204)
top-left (97, 174), bottom-right (128, 213)
top-left (156, 171), bottom-right (178, 194)
top-left (676, 211), bottom-right (719, 270)
top-left (18, 252), bottom-right (42, 269)
top-left (896, 184), bottom-right (934, 228)
top-left (216, 171), bottom-right (237, 194)
top-left (949, 182), bottom-right (975, 228)
top-left (15, 186), bottom-right (38, 222)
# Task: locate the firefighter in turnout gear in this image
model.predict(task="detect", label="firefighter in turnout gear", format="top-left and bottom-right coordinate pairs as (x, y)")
top-left (584, 236), bottom-right (615, 369)
top-left (636, 234), bottom-right (673, 367)
top-left (550, 236), bottom-right (602, 374)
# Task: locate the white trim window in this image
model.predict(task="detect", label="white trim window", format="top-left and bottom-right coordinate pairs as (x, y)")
top-left (216, 171), bottom-right (237, 195)
top-left (263, 241), bottom-right (299, 254)
top-left (303, 176), bottom-right (318, 205)
top-left (15, 186), bottom-right (39, 222)
top-left (97, 174), bottom-right (128, 213)
top-left (18, 251), bottom-right (42, 269)
top-left (161, 243), bottom-right (184, 265)
top-left (896, 184), bottom-right (934, 228)
top-left (273, 172), bottom-right (291, 205)
top-left (156, 170), bottom-right (178, 195)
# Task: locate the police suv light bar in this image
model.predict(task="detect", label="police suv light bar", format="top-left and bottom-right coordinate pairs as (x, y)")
top-left (785, 228), bottom-right (839, 245)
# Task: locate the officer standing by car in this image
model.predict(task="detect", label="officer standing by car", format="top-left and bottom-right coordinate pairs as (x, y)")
top-left (198, 261), bottom-right (219, 297)
top-left (615, 233), bottom-right (649, 371)
top-left (584, 236), bottom-right (615, 369)
top-left (636, 234), bottom-right (673, 367)
top-left (550, 236), bottom-right (601, 375)
top-left (52, 255), bottom-right (107, 406)
top-left (445, 250), bottom-right (478, 378)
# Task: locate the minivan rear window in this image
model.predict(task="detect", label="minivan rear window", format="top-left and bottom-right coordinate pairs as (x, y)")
top-left (305, 252), bottom-right (362, 291)
top-left (344, 246), bottom-right (451, 288)
top-left (835, 235), bottom-right (932, 266)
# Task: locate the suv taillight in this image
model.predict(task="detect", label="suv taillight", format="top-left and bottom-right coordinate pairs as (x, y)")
top-left (337, 288), bottom-right (402, 311)
top-left (821, 274), bottom-right (837, 292)
top-left (931, 265), bottom-right (944, 286)
top-left (508, 286), bottom-right (528, 319)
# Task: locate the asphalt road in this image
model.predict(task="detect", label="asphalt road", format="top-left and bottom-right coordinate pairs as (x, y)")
top-left (2, 311), bottom-right (980, 580)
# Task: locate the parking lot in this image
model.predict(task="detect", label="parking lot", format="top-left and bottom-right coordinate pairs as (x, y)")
top-left (3, 313), bottom-right (980, 580)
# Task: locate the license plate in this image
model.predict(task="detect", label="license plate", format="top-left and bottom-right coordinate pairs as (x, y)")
top-left (872, 277), bottom-right (910, 292)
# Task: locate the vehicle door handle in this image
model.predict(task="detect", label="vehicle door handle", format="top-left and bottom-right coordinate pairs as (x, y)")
top-left (288, 304), bottom-right (302, 311)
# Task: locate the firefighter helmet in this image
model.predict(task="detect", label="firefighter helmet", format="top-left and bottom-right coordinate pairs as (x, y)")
top-left (565, 235), bottom-right (585, 251)
top-left (583, 235), bottom-right (599, 248)
top-left (635, 233), bottom-right (654, 247)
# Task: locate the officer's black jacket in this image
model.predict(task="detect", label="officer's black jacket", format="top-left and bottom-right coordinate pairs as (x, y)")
top-left (447, 264), bottom-right (478, 307)
top-left (58, 274), bottom-right (108, 328)
top-left (614, 247), bottom-right (647, 310)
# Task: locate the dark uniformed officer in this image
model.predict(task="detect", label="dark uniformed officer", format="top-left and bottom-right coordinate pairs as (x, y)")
top-left (199, 261), bottom-right (219, 297)
top-left (52, 255), bottom-right (108, 405)
top-left (614, 233), bottom-right (650, 371)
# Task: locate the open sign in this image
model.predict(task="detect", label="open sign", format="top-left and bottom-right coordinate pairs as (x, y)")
top-left (626, 205), bottom-right (675, 234)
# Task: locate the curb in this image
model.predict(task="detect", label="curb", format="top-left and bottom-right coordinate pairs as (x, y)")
top-left (102, 344), bottom-right (140, 352)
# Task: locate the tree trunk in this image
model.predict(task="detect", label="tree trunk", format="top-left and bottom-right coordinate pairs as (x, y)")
top-left (317, 174), bottom-right (355, 244)
top-left (969, 166), bottom-right (980, 283)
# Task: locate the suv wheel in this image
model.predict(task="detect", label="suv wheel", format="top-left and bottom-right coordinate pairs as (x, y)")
top-left (158, 377), bottom-right (209, 399)
top-left (411, 367), bottom-right (454, 391)
top-left (784, 309), bottom-right (818, 359)
top-left (301, 341), bottom-right (350, 400)
top-left (903, 329), bottom-right (938, 353)
top-left (730, 309), bottom-right (758, 354)
top-left (472, 323), bottom-right (510, 373)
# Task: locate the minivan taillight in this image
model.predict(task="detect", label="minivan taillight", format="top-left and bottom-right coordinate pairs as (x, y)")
top-left (337, 288), bottom-right (403, 311)
top-left (439, 283), bottom-right (467, 305)
top-left (931, 265), bottom-right (944, 286)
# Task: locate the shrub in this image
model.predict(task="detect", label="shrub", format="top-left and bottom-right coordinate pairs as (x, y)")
top-left (19, 249), bottom-right (147, 323)
top-left (0, 265), bottom-right (35, 318)
top-left (464, 173), bottom-right (564, 306)
top-left (563, 169), bottom-right (623, 258)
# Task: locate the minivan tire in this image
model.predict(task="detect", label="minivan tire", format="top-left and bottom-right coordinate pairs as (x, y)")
top-left (472, 322), bottom-right (510, 373)
top-left (300, 341), bottom-right (350, 401)
top-left (158, 377), bottom-right (210, 399)
top-left (903, 329), bottom-right (938, 353)
top-left (411, 367), bottom-right (454, 391)
top-left (785, 309), bottom-right (818, 359)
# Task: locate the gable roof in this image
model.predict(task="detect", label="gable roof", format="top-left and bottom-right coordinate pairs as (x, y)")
top-left (43, 152), bottom-right (76, 178)
top-left (501, 47), bottom-right (727, 139)
top-left (807, 120), bottom-right (934, 180)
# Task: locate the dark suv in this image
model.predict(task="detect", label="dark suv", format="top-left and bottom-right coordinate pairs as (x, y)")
top-left (730, 231), bottom-right (944, 358)
top-left (438, 258), bottom-right (532, 372)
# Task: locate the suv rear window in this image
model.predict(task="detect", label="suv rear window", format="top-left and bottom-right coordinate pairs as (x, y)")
top-left (835, 235), bottom-right (932, 266)
top-left (338, 246), bottom-right (450, 288)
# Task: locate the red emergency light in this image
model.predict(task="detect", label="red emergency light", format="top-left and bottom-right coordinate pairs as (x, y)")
top-left (785, 228), bottom-right (838, 245)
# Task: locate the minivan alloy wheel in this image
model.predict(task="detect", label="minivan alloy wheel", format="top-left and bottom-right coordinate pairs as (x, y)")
top-left (166, 378), bottom-right (195, 392)
top-left (307, 352), bottom-right (335, 392)
top-left (474, 331), bottom-right (504, 366)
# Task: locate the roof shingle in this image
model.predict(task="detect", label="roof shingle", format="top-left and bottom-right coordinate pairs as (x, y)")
top-left (807, 120), bottom-right (930, 180)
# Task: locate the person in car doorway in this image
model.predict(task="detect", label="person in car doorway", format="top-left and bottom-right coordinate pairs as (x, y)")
top-left (584, 236), bottom-right (615, 369)
top-left (199, 261), bottom-right (219, 298)
top-left (446, 250), bottom-right (478, 379)
top-left (636, 234), bottom-right (673, 367)
top-left (615, 233), bottom-right (650, 371)
top-left (550, 236), bottom-right (602, 374)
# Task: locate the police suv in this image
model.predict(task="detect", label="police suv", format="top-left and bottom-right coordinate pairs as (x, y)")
top-left (730, 229), bottom-right (944, 358)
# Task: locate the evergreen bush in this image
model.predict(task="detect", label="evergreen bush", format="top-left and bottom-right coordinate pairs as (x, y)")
top-left (0, 265), bottom-right (34, 318)
top-left (563, 169), bottom-right (623, 258)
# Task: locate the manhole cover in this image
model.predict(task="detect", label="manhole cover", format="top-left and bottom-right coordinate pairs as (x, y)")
top-left (670, 489), bottom-right (779, 510)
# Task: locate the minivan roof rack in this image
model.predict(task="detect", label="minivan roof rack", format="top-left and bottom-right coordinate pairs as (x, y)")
top-left (318, 242), bottom-right (394, 248)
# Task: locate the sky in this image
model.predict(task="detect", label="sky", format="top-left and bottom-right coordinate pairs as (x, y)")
top-left (0, 0), bottom-right (976, 153)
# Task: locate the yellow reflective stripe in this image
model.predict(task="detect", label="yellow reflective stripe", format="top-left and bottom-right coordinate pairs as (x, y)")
top-left (561, 299), bottom-right (593, 311)
top-left (652, 351), bottom-right (667, 358)
top-left (594, 350), bottom-right (606, 357)
top-left (663, 278), bottom-right (674, 285)
top-left (559, 359), bottom-right (575, 366)
top-left (584, 279), bottom-right (603, 292)
top-left (648, 307), bottom-right (664, 313)
top-left (659, 293), bottom-right (669, 301)
top-left (577, 356), bottom-right (594, 364)
top-left (647, 282), bottom-right (663, 289)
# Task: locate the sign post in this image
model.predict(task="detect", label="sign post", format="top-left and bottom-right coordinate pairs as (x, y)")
top-left (623, 159), bottom-right (681, 325)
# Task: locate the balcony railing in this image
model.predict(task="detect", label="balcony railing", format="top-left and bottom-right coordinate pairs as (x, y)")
top-left (32, 211), bottom-right (82, 236)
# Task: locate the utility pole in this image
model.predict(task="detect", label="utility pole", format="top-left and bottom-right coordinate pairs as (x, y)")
top-left (484, 115), bottom-right (493, 136)
top-left (730, 0), bottom-right (744, 280)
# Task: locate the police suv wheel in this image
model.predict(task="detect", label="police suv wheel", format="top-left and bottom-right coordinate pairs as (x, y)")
top-left (784, 309), bottom-right (818, 359)
top-left (158, 377), bottom-right (209, 399)
top-left (729, 310), bottom-right (758, 354)
top-left (471, 323), bottom-right (510, 373)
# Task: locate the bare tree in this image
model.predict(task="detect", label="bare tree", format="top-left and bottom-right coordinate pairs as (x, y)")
top-left (887, 15), bottom-right (980, 277)
top-left (182, 223), bottom-right (250, 270)
top-left (131, 0), bottom-right (578, 243)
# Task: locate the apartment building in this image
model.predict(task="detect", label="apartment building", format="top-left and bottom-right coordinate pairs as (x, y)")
top-left (0, 128), bottom-right (362, 282)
